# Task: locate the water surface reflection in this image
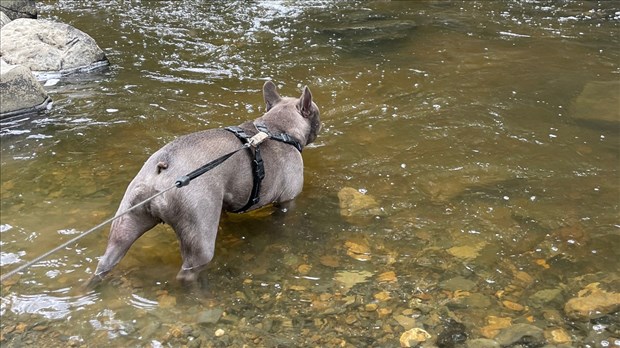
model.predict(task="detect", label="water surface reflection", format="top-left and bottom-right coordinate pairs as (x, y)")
top-left (1, 1), bottom-right (618, 347)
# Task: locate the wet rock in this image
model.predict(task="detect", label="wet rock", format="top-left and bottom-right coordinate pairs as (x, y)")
top-left (502, 300), bottom-right (526, 312)
top-left (197, 308), bottom-right (224, 325)
top-left (338, 187), bottom-right (384, 221)
top-left (440, 276), bottom-right (477, 292)
top-left (1, 11), bottom-right (11, 28)
top-left (459, 292), bottom-right (493, 309)
top-left (480, 316), bottom-right (512, 339)
top-left (570, 80), bottom-right (620, 126)
top-left (344, 239), bottom-right (372, 261)
top-left (0, 58), bottom-right (51, 118)
top-left (419, 164), bottom-right (515, 202)
top-left (544, 328), bottom-right (572, 345)
top-left (466, 338), bottom-right (500, 348)
top-left (319, 255), bottom-right (340, 268)
top-left (157, 292), bottom-right (177, 308)
top-left (494, 323), bottom-right (544, 347)
top-left (399, 327), bottom-right (431, 347)
top-left (377, 271), bottom-right (397, 283)
top-left (0, 18), bottom-right (109, 76)
top-left (530, 288), bottom-right (565, 308)
top-left (1, 0), bottom-right (37, 20)
top-left (394, 314), bottom-right (416, 330)
top-left (436, 319), bottom-right (467, 348)
top-left (564, 283), bottom-right (620, 320)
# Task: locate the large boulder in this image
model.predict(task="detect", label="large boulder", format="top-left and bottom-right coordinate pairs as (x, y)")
top-left (0, 0), bottom-right (37, 20)
top-left (0, 59), bottom-right (51, 118)
top-left (0, 18), bottom-right (109, 77)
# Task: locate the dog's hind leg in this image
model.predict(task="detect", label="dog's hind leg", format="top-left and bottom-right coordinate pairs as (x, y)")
top-left (171, 199), bottom-right (223, 283)
top-left (87, 210), bottom-right (158, 287)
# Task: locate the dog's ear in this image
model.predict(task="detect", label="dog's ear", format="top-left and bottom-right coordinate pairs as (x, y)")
top-left (298, 86), bottom-right (313, 118)
top-left (263, 81), bottom-right (281, 111)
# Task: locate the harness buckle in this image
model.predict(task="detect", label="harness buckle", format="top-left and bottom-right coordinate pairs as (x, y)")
top-left (248, 131), bottom-right (269, 147)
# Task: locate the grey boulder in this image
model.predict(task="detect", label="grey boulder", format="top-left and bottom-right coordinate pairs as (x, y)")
top-left (0, 18), bottom-right (109, 77)
top-left (0, 59), bottom-right (51, 118)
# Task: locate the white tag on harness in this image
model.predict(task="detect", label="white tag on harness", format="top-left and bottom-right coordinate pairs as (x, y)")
top-left (248, 131), bottom-right (269, 147)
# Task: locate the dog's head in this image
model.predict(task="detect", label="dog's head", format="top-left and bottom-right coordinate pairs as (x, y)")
top-left (262, 81), bottom-right (321, 145)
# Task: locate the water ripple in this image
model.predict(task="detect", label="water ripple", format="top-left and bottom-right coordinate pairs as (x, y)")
top-left (4, 290), bottom-right (99, 320)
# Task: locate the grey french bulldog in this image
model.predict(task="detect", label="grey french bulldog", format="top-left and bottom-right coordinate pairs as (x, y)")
top-left (87, 81), bottom-right (320, 287)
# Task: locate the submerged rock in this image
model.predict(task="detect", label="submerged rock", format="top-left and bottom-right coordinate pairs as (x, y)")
top-left (338, 187), bottom-right (384, 220)
top-left (564, 283), bottom-right (620, 320)
top-left (399, 327), bottom-right (431, 347)
top-left (419, 164), bottom-right (515, 203)
top-left (570, 80), bottom-right (620, 126)
top-left (494, 323), bottom-right (544, 347)
top-left (197, 308), bottom-right (224, 325)
top-left (0, 58), bottom-right (51, 118)
top-left (0, 18), bottom-right (109, 77)
top-left (436, 319), bottom-right (467, 348)
top-left (322, 19), bottom-right (417, 46)
top-left (530, 287), bottom-right (565, 308)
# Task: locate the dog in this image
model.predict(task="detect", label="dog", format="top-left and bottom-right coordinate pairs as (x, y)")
top-left (87, 81), bottom-right (320, 286)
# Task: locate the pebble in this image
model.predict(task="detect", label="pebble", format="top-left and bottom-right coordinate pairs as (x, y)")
top-left (214, 328), bottom-right (225, 337)
top-left (399, 328), bottom-right (431, 347)
top-left (544, 327), bottom-right (572, 344)
top-left (377, 271), bottom-right (397, 283)
top-left (466, 338), bottom-right (500, 348)
top-left (494, 323), bottom-right (544, 347)
top-left (197, 308), bottom-right (224, 325)
top-left (502, 300), bottom-right (525, 311)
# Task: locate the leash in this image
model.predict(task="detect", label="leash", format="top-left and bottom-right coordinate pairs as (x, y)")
top-left (0, 133), bottom-right (268, 283)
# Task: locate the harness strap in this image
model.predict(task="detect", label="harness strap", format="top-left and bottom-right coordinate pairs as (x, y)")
top-left (255, 123), bottom-right (303, 152)
top-left (224, 124), bottom-right (303, 213)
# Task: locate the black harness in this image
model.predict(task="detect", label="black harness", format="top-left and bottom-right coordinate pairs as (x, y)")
top-left (225, 123), bottom-right (303, 213)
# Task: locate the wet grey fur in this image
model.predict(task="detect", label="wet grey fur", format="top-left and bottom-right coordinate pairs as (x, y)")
top-left (87, 81), bottom-right (320, 286)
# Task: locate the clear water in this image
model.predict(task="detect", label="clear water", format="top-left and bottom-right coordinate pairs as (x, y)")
top-left (1, 1), bottom-right (618, 347)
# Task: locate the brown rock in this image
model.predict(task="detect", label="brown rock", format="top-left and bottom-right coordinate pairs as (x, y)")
top-left (338, 187), bottom-right (384, 219)
top-left (564, 283), bottom-right (620, 320)
top-left (399, 328), bottom-right (431, 347)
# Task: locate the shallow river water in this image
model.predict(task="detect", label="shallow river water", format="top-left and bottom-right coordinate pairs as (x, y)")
top-left (1, 1), bottom-right (619, 347)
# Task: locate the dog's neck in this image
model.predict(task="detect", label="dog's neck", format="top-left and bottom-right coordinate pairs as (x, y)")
top-left (255, 111), bottom-right (311, 147)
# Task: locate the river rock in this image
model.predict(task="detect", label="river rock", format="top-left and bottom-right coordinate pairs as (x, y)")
top-left (399, 327), bottom-right (431, 347)
top-left (197, 308), bottom-right (224, 325)
top-left (0, 0), bottom-right (37, 20)
top-left (494, 323), bottom-right (544, 347)
top-left (564, 283), bottom-right (620, 320)
top-left (419, 164), bottom-right (514, 203)
top-left (530, 287), bottom-right (565, 308)
top-left (570, 80), bottom-right (620, 126)
top-left (0, 58), bottom-right (51, 118)
top-left (0, 18), bottom-right (109, 77)
top-left (436, 319), bottom-right (467, 348)
top-left (1, 11), bottom-right (11, 28)
top-left (440, 276), bottom-right (477, 292)
top-left (337, 187), bottom-right (384, 220)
